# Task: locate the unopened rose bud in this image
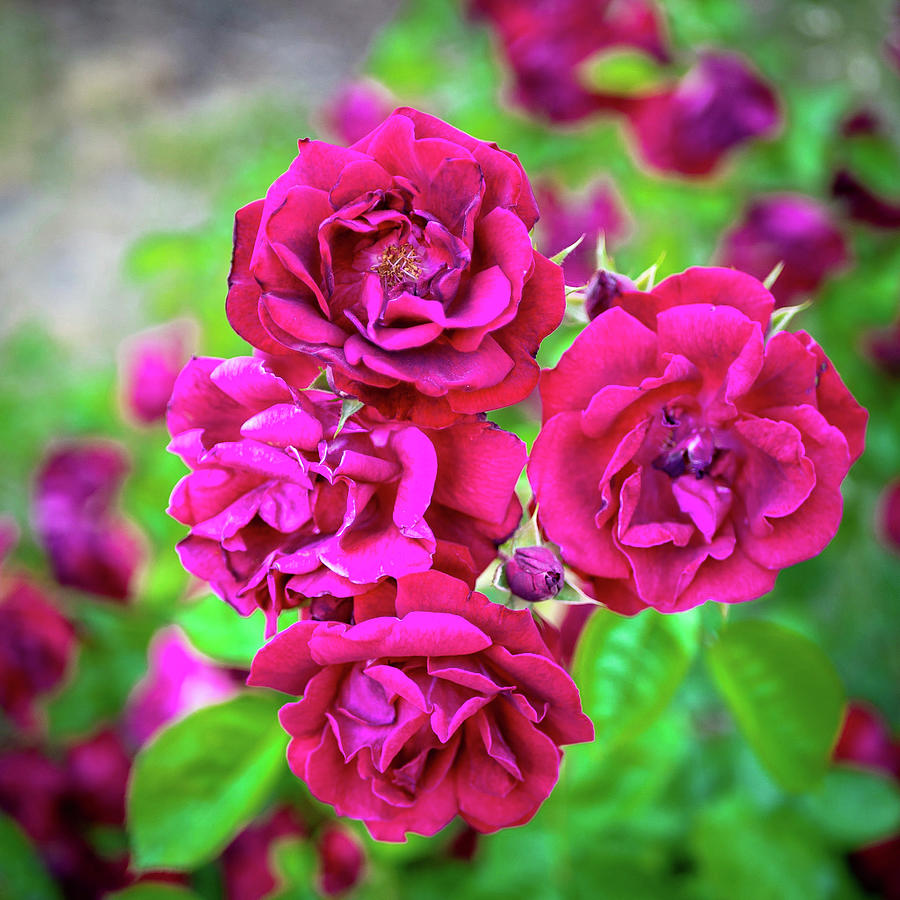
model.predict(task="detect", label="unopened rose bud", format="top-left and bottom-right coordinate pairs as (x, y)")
top-left (584, 270), bottom-right (636, 320)
top-left (317, 825), bottom-right (365, 896)
top-left (505, 546), bottom-right (564, 602)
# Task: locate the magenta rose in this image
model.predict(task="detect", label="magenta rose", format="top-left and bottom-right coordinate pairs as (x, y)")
top-left (529, 266), bottom-right (867, 615)
top-left (625, 52), bottom-right (780, 177)
top-left (249, 571), bottom-right (592, 840)
top-left (33, 442), bottom-right (145, 601)
top-left (535, 180), bottom-right (628, 287)
top-left (225, 108), bottom-right (565, 427)
top-left (718, 194), bottom-right (849, 307)
top-left (470, 0), bottom-right (670, 123)
top-left (167, 356), bottom-right (524, 630)
top-left (322, 80), bottom-right (394, 147)
top-left (119, 321), bottom-right (194, 425)
top-left (0, 574), bottom-right (74, 732)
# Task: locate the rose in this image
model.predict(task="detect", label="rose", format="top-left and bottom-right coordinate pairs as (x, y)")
top-left (167, 356), bottom-right (525, 631)
top-left (469, 0), bottom-right (670, 123)
top-left (0, 574), bottom-right (74, 732)
top-left (504, 545), bottom-right (564, 602)
top-left (226, 107), bottom-right (565, 427)
top-left (529, 266), bottom-right (867, 614)
top-left (33, 442), bottom-right (145, 601)
top-left (624, 52), bottom-right (780, 177)
top-left (248, 570), bottom-right (593, 840)
top-left (718, 194), bottom-right (849, 307)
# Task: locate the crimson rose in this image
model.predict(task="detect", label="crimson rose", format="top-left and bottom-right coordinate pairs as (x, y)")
top-left (226, 108), bottom-right (565, 427)
top-left (248, 570), bottom-right (593, 840)
top-left (529, 267), bottom-right (867, 614)
top-left (167, 356), bottom-right (524, 631)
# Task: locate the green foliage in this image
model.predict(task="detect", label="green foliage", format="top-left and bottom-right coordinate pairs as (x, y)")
top-left (574, 606), bottom-right (700, 748)
top-left (175, 593), bottom-right (267, 668)
top-left (706, 620), bottom-right (846, 792)
top-left (107, 885), bottom-right (201, 900)
top-left (47, 600), bottom-right (159, 739)
top-left (0, 813), bottom-right (62, 900)
top-left (128, 692), bottom-right (287, 871)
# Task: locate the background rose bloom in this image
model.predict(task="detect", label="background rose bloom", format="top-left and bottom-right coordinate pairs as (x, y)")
top-left (469, 0), bottom-right (670, 123)
top-left (249, 570), bottom-right (593, 841)
top-left (718, 194), bottom-right (850, 307)
top-left (534, 180), bottom-right (628, 287)
top-left (0, 574), bottom-right (74, 732)
top-left (625, 52), bottom-right (780, 177)
top-left (226, 107), bottom-right (565, 427)
top-left (529, 267), bottom-right (867, 614)
top-left (167, 356), bottom-right (524, 630)
top-left (33, 442), bottom-right (145, 601)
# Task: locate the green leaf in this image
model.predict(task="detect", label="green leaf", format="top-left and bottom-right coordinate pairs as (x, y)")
top-left (573, 607), bottom-right (700, 748)
top-left (579, 48), bottom-right (669, 96)
top-left (768, 299), bottom-right (811, 336)
top-left (334, 398), bottom-right (364, 438)
top-left (706, 620), bottom-right (845, 793)
top-left (268, 836), bottom-right (319, 900)
top-left (549, 234), bottom-right (585, 266)
top-left (107, 884), bottom-right (201, 900)
top-left (128, 692), bottom-right (287, 871)
top-left (0, 812), bottom-right (61, 900)
top-left (176, 594), bottom-right (266, 667)
top-left (762, 260), bottom-right (784, 291)
top-left (47, 601), bottom-right (158, 739)
top-left (800, 765), bottom-right (900, 846)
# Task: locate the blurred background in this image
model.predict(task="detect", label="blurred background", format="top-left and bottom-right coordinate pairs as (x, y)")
top-left (1, 0), bottom-right (899, 898)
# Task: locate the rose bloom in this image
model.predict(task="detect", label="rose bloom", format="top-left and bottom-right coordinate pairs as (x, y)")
top-left (529, 267), bottom-right (867, 614)
top-left (167, 356), bottom-right (524, 631)
top-left (126, 626), bottom-right (238, 745)
top-left (718, 194), bottom-right (850, 307)
top-left (877, 479), bottom-right (900, 553)
top-left (469, 0), bottom-right (670, 123)
top-left (0, 574), bottom-right (74, 732)
top-left (33, 442), bottom-right (145, 601)
top-left (625, 52), bottom-right (780, 177)
top-left (833, 703), bottom-right (900, 898)
top-left (535, 180), bottom-right (628, 287)
top-left (248, 570), bottom-right (593, 840)
top-left (226, 108), bottom-right (565, 427)
top-left (119, 320), bottom-right (194, 425)
top-left (322, 80), bottom-right (394, 147)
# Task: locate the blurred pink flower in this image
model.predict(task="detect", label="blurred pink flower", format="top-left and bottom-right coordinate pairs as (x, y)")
top-left (33, 442), bottom-right (145, 601)
top-left (832, 169), bottom-right (900, 230)
top-left (877, 479), bottom-right (900, 553)
top-left (718, 194), bottom-right (850, 306)
top-left (834, 703), bottom-right (900, 898)
top-left (222, 806), bottom-right (308, 900)
top-left (249, 571), bottom-right (593, 840)
top-left (126, 626), bottom-right (238, 744)
top-left (317, 825), bottom-right (365, 896)
top-left (864, 315), bottom-right (900, 378)
top-left (119, 320), bottom-right (194, 425)
top-left (529, 267), bottom-right (866, 614)
top-left (470, 0), bottom-right (670, 123)
top-left (0, 574), bottom-right (74, 732)
top-left (625, 52), bottom-right (780, 177)
top-left (535, 181), bottom-right (628, 286)
top-left (322, 80), bottom-right (395, 146)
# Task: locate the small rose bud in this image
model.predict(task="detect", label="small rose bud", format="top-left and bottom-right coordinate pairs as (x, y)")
top-left (317, 825), bottom-right (365, 896)
top-left (505, 546), bottom-right (564, 602)
top-left (584, 270), bottom-right (636, 320)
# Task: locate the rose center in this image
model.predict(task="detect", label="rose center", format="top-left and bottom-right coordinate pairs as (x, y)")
top-left (372, 242), bottom-right (422, 289)
top-left (652, 409), bottom-right (720, 480)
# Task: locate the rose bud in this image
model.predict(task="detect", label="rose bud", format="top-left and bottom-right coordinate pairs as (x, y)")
top-left (317, 825), bottom-right (365, 897)
top-left (584, 269), bottom-right (636, 321)
top-left (505, 546), bottom-right (564, 602)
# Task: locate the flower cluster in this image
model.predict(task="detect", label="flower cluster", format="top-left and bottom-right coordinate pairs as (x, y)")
top-left (168, 106), bottom-right (866, 842)
top-left (167, 108), bottom-right (592, 840)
